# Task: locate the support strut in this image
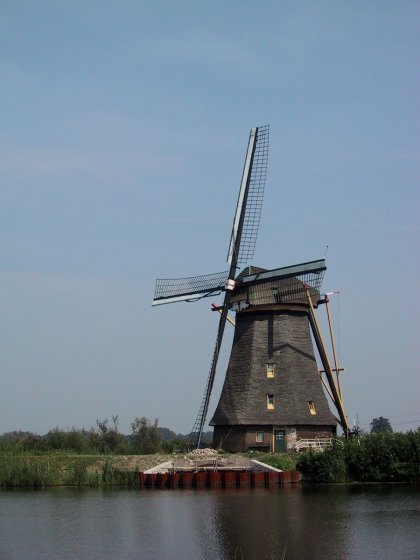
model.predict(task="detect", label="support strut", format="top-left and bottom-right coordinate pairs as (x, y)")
top-left (305, 287), bottom-right (349, 436)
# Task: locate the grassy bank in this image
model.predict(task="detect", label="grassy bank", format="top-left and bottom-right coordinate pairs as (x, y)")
top-left (0, 453), bottom-right (175, 488)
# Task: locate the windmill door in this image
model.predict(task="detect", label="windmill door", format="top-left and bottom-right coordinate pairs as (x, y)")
top-left (274, 430), bottom-right (286, 452)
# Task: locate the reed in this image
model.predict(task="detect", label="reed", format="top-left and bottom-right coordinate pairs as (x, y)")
top-left (0, 456), bottom-right (62, 487)
top-left (101, 460), bottom-right (139, 486)
top-left (0, 454), bottom-right (140, 488)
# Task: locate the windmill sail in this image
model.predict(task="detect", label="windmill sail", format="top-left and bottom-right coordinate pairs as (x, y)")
top-left (189, 126), bottom-right (270, 447)
top-left (228, 125), bottom-right (269, 266)
top-left (190, 303), bottom-right (230, 448)
top-left (153, 270), bottom-right (229, 306)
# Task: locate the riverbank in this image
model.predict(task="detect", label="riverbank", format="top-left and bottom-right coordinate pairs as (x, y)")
top-left (0, 453), bottom-right (175, 487)
top-left (2, 430), bottom-right (419, 487)
top-left (0, 450), bottom-right (299, 487)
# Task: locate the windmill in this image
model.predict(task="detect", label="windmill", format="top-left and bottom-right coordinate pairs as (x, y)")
top-left (153, 126), bottom-right (348, 451)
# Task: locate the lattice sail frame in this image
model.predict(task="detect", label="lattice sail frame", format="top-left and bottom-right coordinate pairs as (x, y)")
top-left (153, 270), bottom-right (229, 305)
top-left (228, 125), bottom-right (269, 266)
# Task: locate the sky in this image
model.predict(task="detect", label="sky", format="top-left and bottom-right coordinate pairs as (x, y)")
top-left (1, 1), bottom-right (419, 436)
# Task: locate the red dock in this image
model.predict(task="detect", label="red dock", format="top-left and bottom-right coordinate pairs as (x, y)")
top-left (139, 469), bottom-right (301, 489)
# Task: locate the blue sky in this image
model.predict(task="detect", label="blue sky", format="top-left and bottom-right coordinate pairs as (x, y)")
top-left (1, 1), bottom-right (419, 435)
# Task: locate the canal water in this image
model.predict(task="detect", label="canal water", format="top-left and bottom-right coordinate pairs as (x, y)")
top-left (1, 484), bottom-right (419, 559)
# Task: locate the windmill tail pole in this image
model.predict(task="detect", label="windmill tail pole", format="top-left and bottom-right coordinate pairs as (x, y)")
top-left (324, 294), bottom-right (343, 402)
top-left (305, 286), bottom-right (349, 437)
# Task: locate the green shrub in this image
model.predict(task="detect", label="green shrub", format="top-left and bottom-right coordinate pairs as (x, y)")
top-left (297, 441), bottom-right (347, 483)
top-left (297, 431), bottom-right (420, 483)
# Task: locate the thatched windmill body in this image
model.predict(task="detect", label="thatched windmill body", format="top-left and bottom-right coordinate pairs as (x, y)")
top-left (153, 126), bottom-right (348, 451)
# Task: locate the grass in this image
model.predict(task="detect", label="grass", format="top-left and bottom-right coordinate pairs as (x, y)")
top-left (0, 453), bottom-right (143, 488)
top-left (249, 451), bottom-right (300, 471)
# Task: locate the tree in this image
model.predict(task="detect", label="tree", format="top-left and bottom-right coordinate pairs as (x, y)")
top-left (370, 416), bottom-right (393, 434)
top-left (93, 415), bottom-right (124, 453)
top-left (131, 417), bottom-right (161, 454)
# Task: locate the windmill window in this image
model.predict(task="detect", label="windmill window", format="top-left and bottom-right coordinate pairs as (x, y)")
top-left (267, 395), bottom-right (275, 410)
top-left (256, 431), bottom-right (264, 443)
top-left (266, 363), bottom-right (275, 378)
top-left (308, 401), bottom-right (317, 415)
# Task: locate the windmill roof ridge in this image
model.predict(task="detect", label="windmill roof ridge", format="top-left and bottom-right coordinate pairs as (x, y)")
top-left (235, 265), bottom-right (268, 281)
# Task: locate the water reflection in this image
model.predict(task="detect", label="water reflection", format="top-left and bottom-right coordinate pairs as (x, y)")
top-left (208, 485), bottom-right (420, 560)
top-left (210, 486), bottom-right (353, 559)
top-left (0, 485), bottom-right (419, 559)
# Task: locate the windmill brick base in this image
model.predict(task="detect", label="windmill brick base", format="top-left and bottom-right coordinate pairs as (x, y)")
top-left (210, 301), bottom-right (337, 453)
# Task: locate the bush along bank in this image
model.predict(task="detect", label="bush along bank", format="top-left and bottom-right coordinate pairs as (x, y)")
top-left (297, 430), bottom-right (420, 483)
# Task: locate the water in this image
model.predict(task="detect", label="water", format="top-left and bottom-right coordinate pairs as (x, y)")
top-left (1, 485), bottom-right (419, 559)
